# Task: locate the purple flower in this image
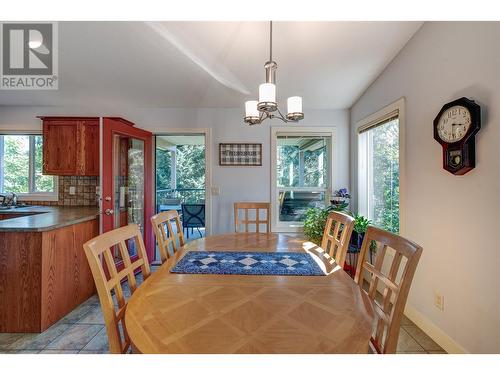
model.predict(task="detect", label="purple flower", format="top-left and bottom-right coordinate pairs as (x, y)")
top-left (333, 188), bottom-right (351, 199)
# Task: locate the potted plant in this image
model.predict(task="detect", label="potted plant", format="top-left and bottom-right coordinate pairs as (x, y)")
top-left (303, 195), bottom-right (350, 245)
top-left (350, 214), bottom-right (371, 249)
top-left (329, 188), bottom-right (351, 211)
top-left (303, 207), bottom-right (330, 246)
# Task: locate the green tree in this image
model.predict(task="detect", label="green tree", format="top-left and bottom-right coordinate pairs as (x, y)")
top-left (155, 148), bottom-right (172, 191)
top-left (3, 136), bottom-right (29, 193)
top-left (1, 135), bottom-right (53, 194)
top-left (155, 144), bottom-right (205, 204)
top-left (34, 135), bottom-right (54, 192)
top-left (277, 145), bottom-right (299, 187)
top-left (371, 120), bottom-right (399, 233)
top-left (303, 146), bottom-right (327, 187)
top-left (176, 145), bottom-right (205, 202)
top-left (277, 143), bottom-right (327, 188)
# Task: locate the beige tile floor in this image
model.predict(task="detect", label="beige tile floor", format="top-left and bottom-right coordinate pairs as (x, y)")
top-left (0, 266), bottom-right (446, 354)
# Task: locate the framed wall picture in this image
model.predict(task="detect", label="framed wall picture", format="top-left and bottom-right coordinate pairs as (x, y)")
top-left (219, 143), bottom-right (263, 166)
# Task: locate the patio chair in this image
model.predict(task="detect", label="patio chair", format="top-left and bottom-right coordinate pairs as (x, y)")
top-left (354, 226), bottom-right (423, 354)
top-left (181, 203), bottom-right (205, 239)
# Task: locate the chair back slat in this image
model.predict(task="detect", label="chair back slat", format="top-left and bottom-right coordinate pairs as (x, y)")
top-left (234, 202), bottom-right (270, 233)
top-left (354, 226), bottom-right (422, 354)
top-left (320, 211), bottom-right (355, 268)
top-left (151, 210), bottom-right (185, 263)
top-left (83, 224), bottom-right (151, 354)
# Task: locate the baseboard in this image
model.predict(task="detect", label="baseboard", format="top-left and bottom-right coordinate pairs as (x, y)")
top-left (404, 304), bottom-right (468, 354)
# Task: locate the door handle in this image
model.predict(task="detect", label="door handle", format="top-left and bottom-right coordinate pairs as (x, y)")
top-left (105, 208), bottom-right (114, 216)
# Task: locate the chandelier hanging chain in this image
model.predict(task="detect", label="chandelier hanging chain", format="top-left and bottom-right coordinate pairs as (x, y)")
top-left (269, 21), bottom-right (273, 62)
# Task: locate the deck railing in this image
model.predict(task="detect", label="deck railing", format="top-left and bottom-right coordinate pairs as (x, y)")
top-left (156, 188), bottom-right (205, 205)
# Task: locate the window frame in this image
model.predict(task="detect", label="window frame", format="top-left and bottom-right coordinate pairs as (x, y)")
top-left (0, 131), bottom-right (58, 201)
top-left (355, 97), bottom-right (406, 235)
top-left (271, 126), bottom-right (338, 233)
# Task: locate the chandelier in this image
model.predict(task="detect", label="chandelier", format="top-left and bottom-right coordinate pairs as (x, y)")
top-left (244, 21), bottom-right (304, 125)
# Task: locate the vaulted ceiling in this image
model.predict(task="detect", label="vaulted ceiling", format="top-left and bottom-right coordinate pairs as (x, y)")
top-left (0, 21), bottom-right (422, 109)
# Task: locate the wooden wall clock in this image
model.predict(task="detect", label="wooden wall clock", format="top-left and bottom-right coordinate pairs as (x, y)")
top-left (433, 97), bottom-right (481, 175)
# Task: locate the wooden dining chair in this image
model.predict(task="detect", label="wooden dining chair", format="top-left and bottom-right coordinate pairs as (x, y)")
top-left (354, 226), bottom-right (423, 354)
top-left (83, 224), bottom-right (151, 354)
top-left (320, 211), bottom-right (355, 268)
top-left (234, 202), bottom-right (270, 233)
top-left (151, 210), bottom-right (185, 263)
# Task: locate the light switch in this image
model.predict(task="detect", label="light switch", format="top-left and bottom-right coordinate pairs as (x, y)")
top-left (211, 186), bottom-right (221, 196)
top-left (69, 186), bottom-right (76, 195)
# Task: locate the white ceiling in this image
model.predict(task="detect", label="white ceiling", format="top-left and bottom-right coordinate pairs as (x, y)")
top-left (0, 21), bottom-right (422, 109)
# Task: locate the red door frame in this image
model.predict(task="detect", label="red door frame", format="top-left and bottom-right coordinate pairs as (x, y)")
top-left (101, 117), bottom-right (154, 264)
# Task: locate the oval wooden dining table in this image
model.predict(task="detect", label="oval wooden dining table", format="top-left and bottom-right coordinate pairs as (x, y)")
top-left (125, 233), bottom-right (374, 354)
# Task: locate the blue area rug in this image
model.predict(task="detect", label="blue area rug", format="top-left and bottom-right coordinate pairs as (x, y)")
top-left (170, 251), bottom-right (325, 276)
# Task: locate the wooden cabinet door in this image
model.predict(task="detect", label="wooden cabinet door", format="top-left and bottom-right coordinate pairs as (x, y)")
top-left (42, 117), bottom-right (100, 176)
top-left (79, 119), bottom-right (100, 176)
top-left (43, 120), bottom-right (79, 175)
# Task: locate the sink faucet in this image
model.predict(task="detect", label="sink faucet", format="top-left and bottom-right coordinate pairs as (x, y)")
top-left (0, 192), bottom-right (18, 207)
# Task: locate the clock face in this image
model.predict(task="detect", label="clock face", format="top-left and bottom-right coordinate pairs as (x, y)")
top-left (437, 105), bottom-right (471, 143)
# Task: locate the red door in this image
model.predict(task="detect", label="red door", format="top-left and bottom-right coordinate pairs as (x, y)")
top-left (101, 117), bottom-right (154, 266)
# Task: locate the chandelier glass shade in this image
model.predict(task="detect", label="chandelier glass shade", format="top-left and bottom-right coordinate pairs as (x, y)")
top-left (244, 21), bottom-right (304, 125)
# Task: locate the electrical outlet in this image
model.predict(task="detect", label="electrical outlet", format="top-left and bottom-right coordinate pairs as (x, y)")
top-left (69, 186), bottom-right (76, 195)
top-left (434, 290), bottom-right (444, 311)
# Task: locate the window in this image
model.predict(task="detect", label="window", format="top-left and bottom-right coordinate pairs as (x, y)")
top-left (0, 134), bottom-right (57, 200)
top-left (357, 101), bottom-right (403, 234)
top-left (271, 127), bottom-right (335, 232)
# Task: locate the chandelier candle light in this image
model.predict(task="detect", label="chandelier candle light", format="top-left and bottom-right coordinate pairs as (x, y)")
top-left (244, 21), bottom-right (304, 125)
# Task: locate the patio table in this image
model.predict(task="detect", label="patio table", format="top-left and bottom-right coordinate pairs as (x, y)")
top-left (158, 204), bottom-right (182, 212)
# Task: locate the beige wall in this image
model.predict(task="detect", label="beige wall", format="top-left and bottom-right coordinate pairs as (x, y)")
top-left (350, 22), bottom-right (500, 353)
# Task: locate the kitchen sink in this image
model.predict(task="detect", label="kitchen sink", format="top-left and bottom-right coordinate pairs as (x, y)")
top-left (0, 204), bottom-right (34, 210)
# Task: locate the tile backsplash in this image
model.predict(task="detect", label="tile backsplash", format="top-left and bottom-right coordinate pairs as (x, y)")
top-left (22, 176), bottom-right (99, 207)
top-left (59, 176), bottom-right (99, 206)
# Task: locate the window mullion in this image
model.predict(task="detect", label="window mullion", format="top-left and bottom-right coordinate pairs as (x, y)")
top-left (367, 131), bottom-right (374, 222)
top-left (29, 135), bottom-right (36, 194)
top-left (0, 135), bottom-right (4, 193)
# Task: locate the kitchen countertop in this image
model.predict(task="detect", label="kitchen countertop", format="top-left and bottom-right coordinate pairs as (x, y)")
top-left (0, 206), bottom-right (99, 232)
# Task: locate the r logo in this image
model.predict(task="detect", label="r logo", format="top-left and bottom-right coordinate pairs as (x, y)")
top-left (2, 23), bottom-right (53, 75)
top-left (0, 22), bottom-right (58, 89)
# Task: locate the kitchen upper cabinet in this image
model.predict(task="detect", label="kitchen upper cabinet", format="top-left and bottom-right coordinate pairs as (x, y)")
top-left (80, 119), bottom-right (100, 175)
top-left (42, 119), bottom-right (79, 175)
top-left (41, 117), bottom-right (100, 176)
